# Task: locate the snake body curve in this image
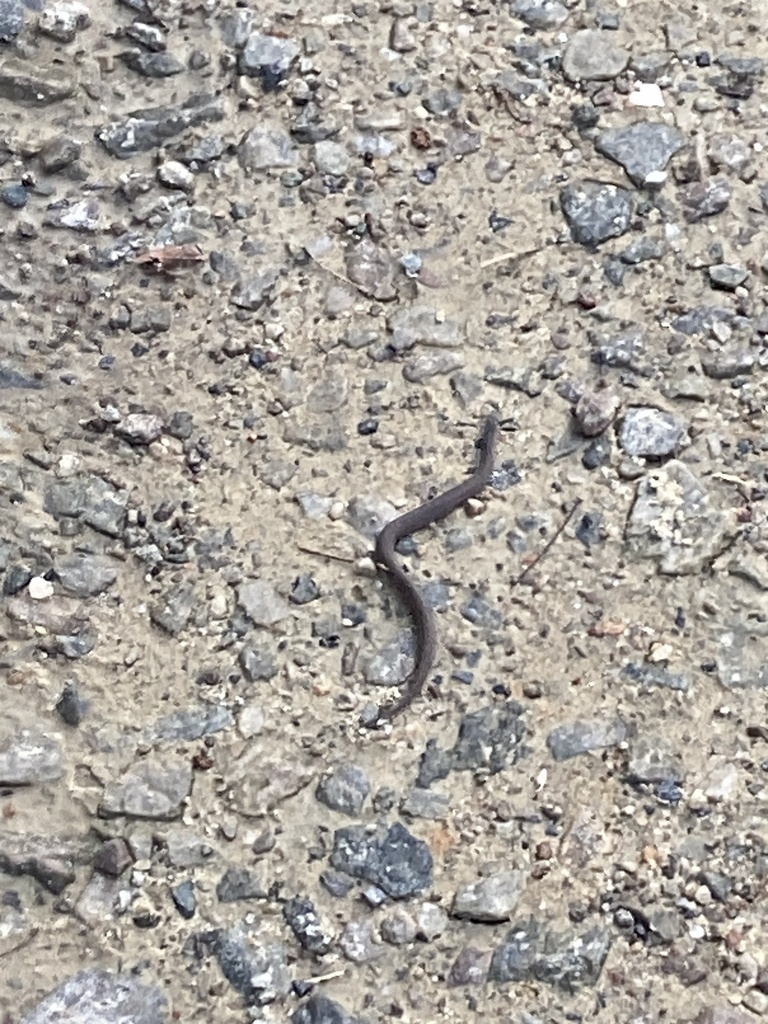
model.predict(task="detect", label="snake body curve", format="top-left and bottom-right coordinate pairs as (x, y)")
top-left (371, 416), bottom-right (499, 723)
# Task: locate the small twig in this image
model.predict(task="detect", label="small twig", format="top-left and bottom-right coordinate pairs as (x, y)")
top-left (511, 498), bottom-right (583, 587)
top-left (479, 247), bottom-right (543, 270)
top-left (297, 544), bottom-right (356, 565)
top-left (302, 968), bottom-right (346, 984)
top-left (0, 927), bottom-right (39, 960)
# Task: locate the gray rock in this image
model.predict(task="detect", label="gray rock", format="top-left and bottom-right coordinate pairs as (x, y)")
top-left (38, 0), bottom-right (90, 42)
top-left (416, 901), bottom-right (448, 940)
top-left (562, 29), bottom-right (630, 82)
top-left (701, 350), bottom-right (754, 379)
top-left (618, 407), bottom-right (687, 457)
top-left (119, 50), bottom-right (185, 77)
top-left (671, 305), bottom-right (733, 335)
top-left (171, 879), bottom-right (197, 919)
top-left (400, 787), bottom-right (450, 820)
top-left (316, 763), bottom-right (371, 816)
top-left (345, 242), bottom-right (397, 301)
top-left (195, 925), bottom-right (292, 1005)
top-left (238, 579), bottom-right (291, 626)
top-left (403, 350), bottom-right (465, 383)
top-left (55, 680), bottom-right (90, 725)
top-left (99, 756), bottom-right (193, 820)
top-left (313, 140), bottom-right (349, 175)
top-left (679, 177), bottom-right (732, 222)
top-left (716, 624), bottom-right (768, 689)
top-left (239, 644), bottom-right (278, 681)
top-left (626, 735), bottom-right (685, 786)
top-left (163, 827), bottom-right (216, 868)
top-left (622, 662), bottom-right (689, 692)
top-left (54, 553), bottom-right (118, 597)
top-left (0, 0), bottom-right (24, 41)
top-left (338, 919), bottom-right (381, 962)
top-left (144, 705), bottom-right (233, 743)
top-left (489, 918), bottom-right (611, 990)
top-left (387, 304), bottom-right (462, 351)
top-left (97, 93), bottom-right (225, 159)
top-left (0, 723), bottom-right (64, 785)
top-left (708, 263), bottom-right (748, 290)
top-left (21, 969), bottom-right (169, 1024)
top-left (130, 308), bottom-right (171, 333)
top-left (283, 896), bottom-right (335, 953)
top-left (0, 54), bottom-right (75, 104)
top-left (380, 907), bottom-right (417, 945)
top-left (44, 473), bottom-right (127, 537)
top-left (560, 181), bottom-right (634, 246)
top-left (233, 758), bottom-right (316, 816)
top-left (240, 32), bottom-right (300, 87)
top-left (53, 197), bottom-right (101, 232)
top-left (150, 583), bottom-right (196, 635)
top-left (238, 122), bottom-right (298, 171)
top-left (417, 704), bottom-right (526, 787)
top-left (546, 717), bottom-right (627, 760)
top-left (292, 994), bottom-right (368, 1024)
top-left (0, 364), bottom-right (43, 388)
top-left (93, 837), bottom-right (133, 877)
top-left (574, 389), bottom-right (620, 437)
top-left (230, 268), bottom-right (281, 310)
top-left (624, 461), bottom-right (738, 574)
top-left (0, 832), bottom-right (90, 893)
top-left (448, 946), bottom-right (492, 986)
top-left (216, 865), bottom-right (267, 902)
top-left (596, 122), bottom-right (685, 187)
top-left (330, 822), bottom-right (433, 899)
top-left (511, 0), bottom-right (568, 29)
top-left (452, 870), bottom-right (525, 922)
top-left (115, 413), bottom-right (164, 445)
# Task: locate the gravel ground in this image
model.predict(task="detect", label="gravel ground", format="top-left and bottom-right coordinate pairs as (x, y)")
top-left (2, 0), bottom-right (768, 1022)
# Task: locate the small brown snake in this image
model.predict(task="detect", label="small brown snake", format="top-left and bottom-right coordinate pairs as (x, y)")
top-left (369, 416), bottom-right (499, 724)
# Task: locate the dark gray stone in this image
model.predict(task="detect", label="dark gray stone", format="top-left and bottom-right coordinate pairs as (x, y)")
top-left (330, 822), bottom-right (433, 899)
top-left (216, 866), bottom-right (267, 903)
top-left (283, 896), bottom-right (334, 953)
top-left (560, 181), bottom-right (634, 246)
top-left (596, 122), bottom-right (685, 186)
top-left (292, 994), bottom-right (368, 1024)
top-left (96, 93), bottom-right (225, 159)
top-left (489, 918), bottom-right (611, 991)
top-left (171, 879), bottom-right (197, 919)
top-left (316, 763), bottom-right (371, 816)
top-left (194, 925), bottom-right (292, 1005)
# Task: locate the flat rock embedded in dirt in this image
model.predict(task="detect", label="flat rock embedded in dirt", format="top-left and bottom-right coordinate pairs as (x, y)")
top-left (562, 29), bottom-right (630, 82)
top-left (0, 53), bottom-right (75, 104)
top-left (595, 122), bottom-right (686, 186)
top-left (237, 579), bottom-right (291, 626)
top-left (0, 723), bottom-right (65, 785)
top-left (546, 717), bottom-right (628, 760)
top-left (99, 756), bottom-right (193, 820)
top-left (624, 460), bottom-right (739, 574)
top-left (20, 969), bottom-right (169, 1024)
top-left (451, 870), bottom-right (526, 922)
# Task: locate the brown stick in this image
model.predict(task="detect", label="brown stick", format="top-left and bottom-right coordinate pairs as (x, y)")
top-left (297, 544), bottom-right (356, 565)
top-left (511, 498), bottom-right (583, 587)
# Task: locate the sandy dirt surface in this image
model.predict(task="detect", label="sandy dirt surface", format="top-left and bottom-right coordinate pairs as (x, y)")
top-left (2, 0), bottom-right (768, 1022)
